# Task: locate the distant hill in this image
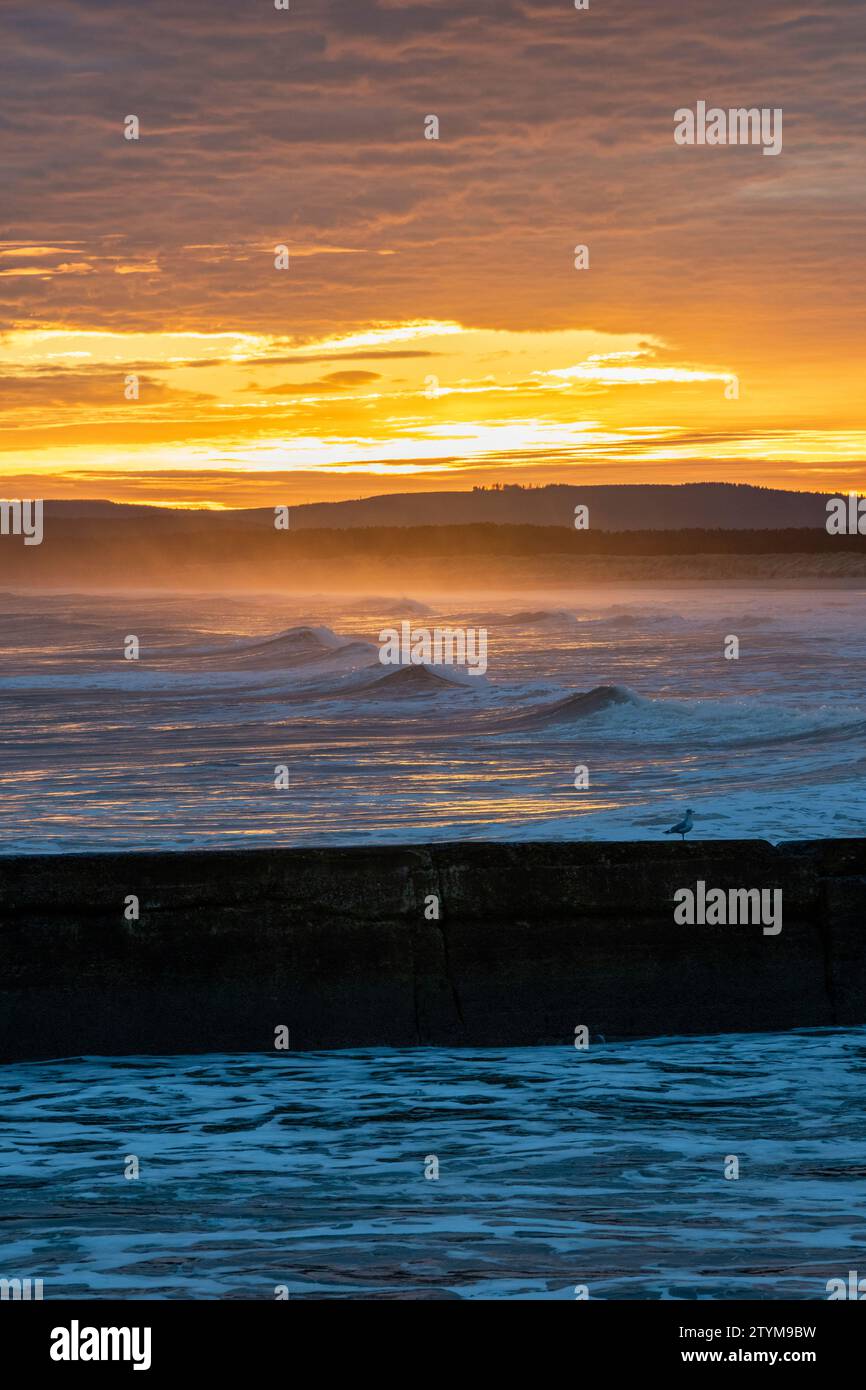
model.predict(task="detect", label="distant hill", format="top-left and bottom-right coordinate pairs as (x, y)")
top-left (34, 482), bottom-right (839, 533)
top-left (288, 482), bottom-right (840, 531)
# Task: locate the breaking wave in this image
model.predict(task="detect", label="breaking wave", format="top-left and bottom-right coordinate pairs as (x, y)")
top-left (505, 684), bottom-right (643, 728)
top-left (350, 664), bottom-right (484, 698)
top-left (180, 625), bottom-right (364, 667)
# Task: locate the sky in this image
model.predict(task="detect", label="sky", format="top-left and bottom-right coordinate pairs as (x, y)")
top-left (0, 0), bottom-right (864, 508)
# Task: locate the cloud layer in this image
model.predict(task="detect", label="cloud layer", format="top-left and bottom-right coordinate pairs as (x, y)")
top-left (0, 0), bottom-right (863, 502)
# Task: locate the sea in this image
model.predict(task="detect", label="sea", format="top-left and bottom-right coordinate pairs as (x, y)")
top-left (0, 584), bottom-right (863, 850)
top-left (1, 1030), bottom-right (864, 1300)
top-left (0, 585), bottom-right (863, 1299)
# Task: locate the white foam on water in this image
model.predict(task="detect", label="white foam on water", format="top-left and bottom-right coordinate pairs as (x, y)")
top-left (0, 587), bottom-right (863, 850)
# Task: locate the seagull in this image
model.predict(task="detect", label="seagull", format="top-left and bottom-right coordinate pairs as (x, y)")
top-left (665, 808), bottom-right (694, 841)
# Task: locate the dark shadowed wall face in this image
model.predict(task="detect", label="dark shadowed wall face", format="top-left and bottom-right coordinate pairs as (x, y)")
top-left (1, 0), bottom-right (864, 506)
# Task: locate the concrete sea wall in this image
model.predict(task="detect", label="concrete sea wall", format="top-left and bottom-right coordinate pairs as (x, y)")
top-left (0, 840), bottom-right (864, 1059)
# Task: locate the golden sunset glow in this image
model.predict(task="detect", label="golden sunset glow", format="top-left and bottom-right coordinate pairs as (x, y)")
top-left (1, 1), bottom-right (863, 508)
top-left (2, 316), bottom-right (864, 506)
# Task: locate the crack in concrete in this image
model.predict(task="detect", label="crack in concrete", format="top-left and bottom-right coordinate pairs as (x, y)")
top-left (408, 920), bottom-right (422, 1045)
top-left (427, 850), bottom-right (465, 1032)
top-left (815, 877), bottom-right (838, 1027)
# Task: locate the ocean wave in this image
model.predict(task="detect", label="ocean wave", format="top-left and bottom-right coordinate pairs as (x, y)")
top-left (582, 610), bottom-right (693, 631)
top-left (181, 625), bottom-right (355, 663)
top-left (352, 596), bottom-right (433, 616)
top-left (348, 663), bottom-right (485, 698)
top-left (495, 609), bottom-right (578, 627)
top-left (504, 684), bottom-right (642, 728)
top-left (0, 626), bottom-right (380, 692)
top-left (1, 590), bottom-right (863, 850)
top-left (131, 626), bottom-right (379, 672)
top-left (494, 685), bottom-right (866, 750)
